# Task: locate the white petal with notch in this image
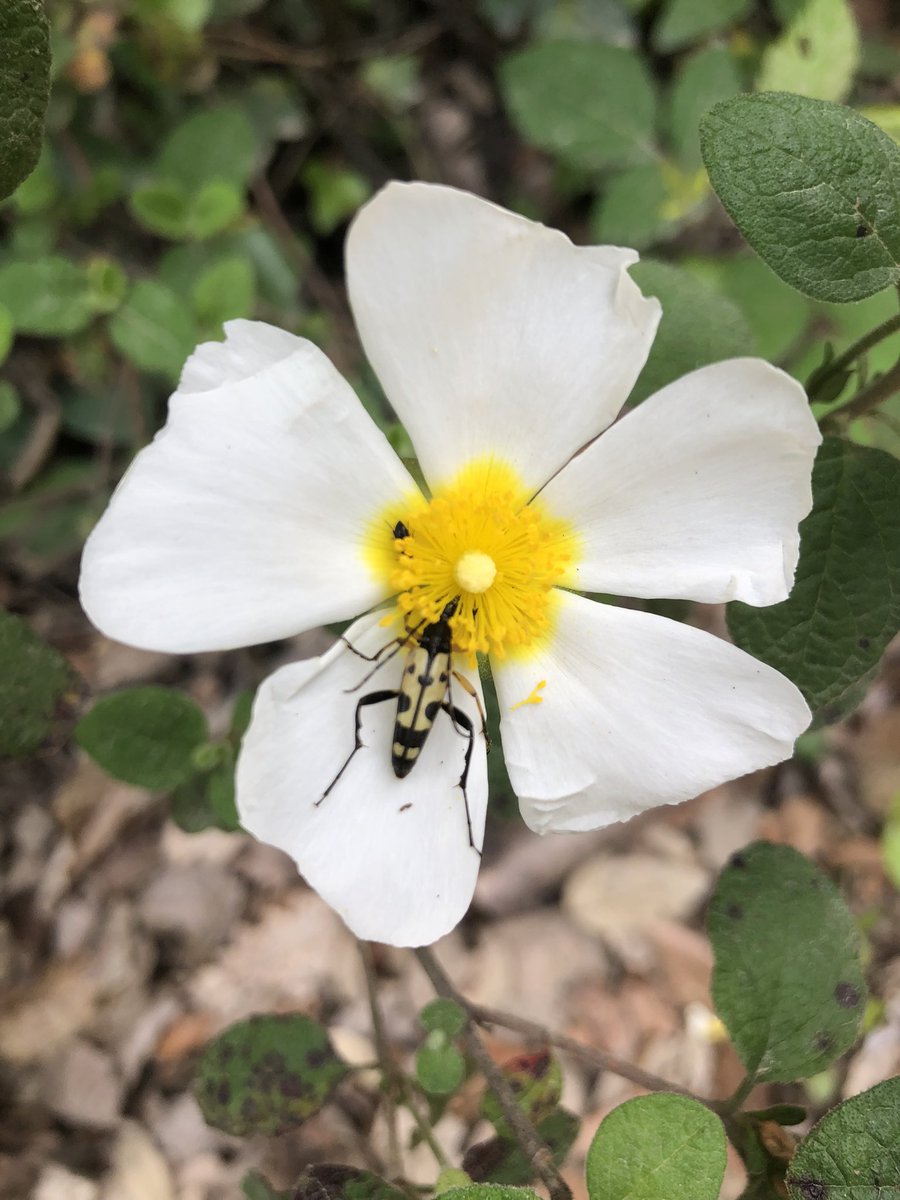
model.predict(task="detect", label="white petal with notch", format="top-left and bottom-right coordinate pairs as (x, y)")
top-left (494, 591), bottom-right (810, 833)
top-left (347, 181), bottom-right (660, 493)
top-left (237, 612), bottom-right (489, 947)
top-left (80, 321), bottom-right (417, 653)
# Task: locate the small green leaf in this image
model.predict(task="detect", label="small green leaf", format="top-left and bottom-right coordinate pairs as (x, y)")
top-left (628, 259), bottom-right (755, 404)
top-left (0, 257), bottom-right (96, 336)
top-left (187, 180), bottom-right (244, 239)
top-left (709, 842), bottom-right (866, 1083)
top-left (241, 1170), bottom-right (290, 1200)
top-left (130, 182), bottom-right (191, 240)
top-left (0, 380), bottom-right (20, 432)
top-left (592, 164), bottom-right (674, 251)
top-left (108, 280), bottom-right (198, 379)
top-left (757, 0), bottom-right (860, 104)
top-left (76, 686), bottom-right (208, 790)
top-left (195, 1014), bottom-right (348, 1136)
top-left (586, 1094), bottom-right (726, 1200)
top-left (292, 1166), bottom-right (410, 1200)
top-left (416, 1037), bottom-right (465, 1095)
top-left (745, 1104), bottom-right (807, 1126)
top-left (192, 256), bottom-right (256, 328)
top-left (463, 1109), bottom-right (578, 1186)
top-left (700, 93), bottom-right (900, 302)
top-left (652, 0), bottom-right (751, 53)
top-left (786, 1076), bottom-right (900, 1200)
top-left (441, 1188), bottom-right (540, 1200)
top-left (500, 41), bottom-right (657, 172)
top-left (303, 160), bottom-right (372, 235)
top-left (420, 998), bottom-right (467, 1037)
top-left (0, 607), bottom-right (73, 756)
top-left (157, 106), bottom-right (257, 192)
top-left (481, 1051), bottom-right (562, 1136)
top-left (728, 439), bottom-right (900, 719)
top-left (667, 47), bottom-right (742, 171)
top-left (0, 0), bottom-right (51, 201)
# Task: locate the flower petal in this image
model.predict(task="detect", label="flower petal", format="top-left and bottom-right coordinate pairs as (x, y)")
top-left (544, 359), bottom-right (821, 606)
top-left (237, 612), bottom-right (489, 947)
top-left (347, 181), bottom-right (660, 493)
top-left (80, 321), bottom-right (418, 653)
top-left (494, 591), bottom-right (809, 833)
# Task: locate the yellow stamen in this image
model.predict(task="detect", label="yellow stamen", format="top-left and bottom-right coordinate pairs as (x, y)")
top-left (511, 680), bottom-right (547, 710)
top-left (370, 457), bottom-right (578, 661)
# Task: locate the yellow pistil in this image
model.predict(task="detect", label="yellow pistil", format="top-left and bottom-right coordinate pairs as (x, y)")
top-left (386, 458), bottom-right (577, 661)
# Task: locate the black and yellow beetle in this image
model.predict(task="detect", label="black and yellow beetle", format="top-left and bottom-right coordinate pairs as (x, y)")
top-left (317, 525), bottom-right (487, 851)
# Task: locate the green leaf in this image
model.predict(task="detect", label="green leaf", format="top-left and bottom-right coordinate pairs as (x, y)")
top-left (130, 181), bottom-right (191, 239)
top-left (61, 379), bottom-right (153, 448)
top-left (241, 1170), bottom-right (290, 1200)
top-left (76, 686), bottom-right (209, 790)
top-left (708, 842), bottom-right (866, 1083)
top-left (195, 1014), bottom-right (348, 1136)
top-left (586, 1094), bottom-right (726, 1200)
top-left (416, 1037), bottom-right (466, 1095)
top-left (688, 253), bottom-right (814, 364)
top-left (303, 160), bottom-right (372, 236)
top-left (187, 180), bottom-right (244, 239)
top-left (628, 259), bottom-right (755, 404)
top-left (108, 280), bottom-right (198, 379)
top-left (192, 256), bottom-right (256, 328)
top-left (786, 1076), bottom-right (900, 1200)
top-left (728, 439), bottom-right (900, 719)
top-left (0, 0), bottom-right (51, 201)
top-left (441, 1188), bottom-right (540, 1200)
top-left (757, 0), bottom-right (860, 104)
top-left (157, 106), bottom-right (257, 193)
top-left (463, 1109), bottom-right (578, 1186)
top-left (0, 381), bottom-right (20, 433)
top-left (481, 1051), bottom-right (562, 1136)
top-left (667, 47), bottom-right (742, 171)
top-left (500, 41), bottom-right (657, 172)
top-left (652, 0), bottom-right (751, 53)
top-left (420, 998), bottom-right (467, 1037)
top-left (0, 607), bottom-right (73, 757)
top-left (0, 309), bottom-right (14, 368)
top-left (292, 1166), bottom-right (409, 1200)
top-left (700, 93), bottom-right (900, 302)
top-left (170, 755), bottom-right (239, 833)
top-left (0, 256), bottom-right (96, 336)
top-left (592, 164), bottom-right (674, 250)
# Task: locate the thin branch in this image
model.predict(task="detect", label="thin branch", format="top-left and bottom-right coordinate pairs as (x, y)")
top-left (359, 941), bottom-right (402, 1178)
top-left (415, 947), bottom-right (573, 1200)
top-left (358, 942), bottom-right (452, 1172)
top-left (822, 356), bottom-right (900, 428)
top-left (466, 1002), bottom-right (703, 1104)
top-left (808, 309), bottom-right (900, 400)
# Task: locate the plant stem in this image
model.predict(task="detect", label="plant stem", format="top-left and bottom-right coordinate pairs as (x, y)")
top-left (721, 1073), bottom-right (758, 1114)
top-left (808, 309), bottom-right (900, 401)
top-left (358, 941), bottom-right (452, 1173)
top-left (822, 356), bottom-right (900, 428)
top-left (414, 947), bottom-right (573, 1200)
top-left (466, 1002), bottom-right (704, 1105)
top-left (359, 941), bottom-right (403, 1177)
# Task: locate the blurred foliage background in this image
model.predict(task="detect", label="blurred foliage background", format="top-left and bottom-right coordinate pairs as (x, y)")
top-left (2, 0), bottom-right (898, 585)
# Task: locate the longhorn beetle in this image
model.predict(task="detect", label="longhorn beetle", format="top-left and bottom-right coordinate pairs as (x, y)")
top-left (317, 525), bottom-right (488, 852)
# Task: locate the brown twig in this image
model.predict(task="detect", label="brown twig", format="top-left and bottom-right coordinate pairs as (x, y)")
top-left (358, 942), bottom-right (452, 1173)
top-left (207, 21), bottom-right (441, 70)
top-left (359, 941), bottom-right (402, 1177)
top-left (414, 946), bottom-right (573, 1200)
top-left (822, 356), bottom-right (900, 428)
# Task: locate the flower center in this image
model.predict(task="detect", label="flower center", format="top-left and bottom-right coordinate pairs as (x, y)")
top-left (389, 458), bottom-right (576, 660)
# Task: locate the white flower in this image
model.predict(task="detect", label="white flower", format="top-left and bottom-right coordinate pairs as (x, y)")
top-left (80, 182), bottom-right (820, 947)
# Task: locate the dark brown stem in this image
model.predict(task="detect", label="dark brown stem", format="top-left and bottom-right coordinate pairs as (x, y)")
top-left (415, 947), bottom-right (573, 1200)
